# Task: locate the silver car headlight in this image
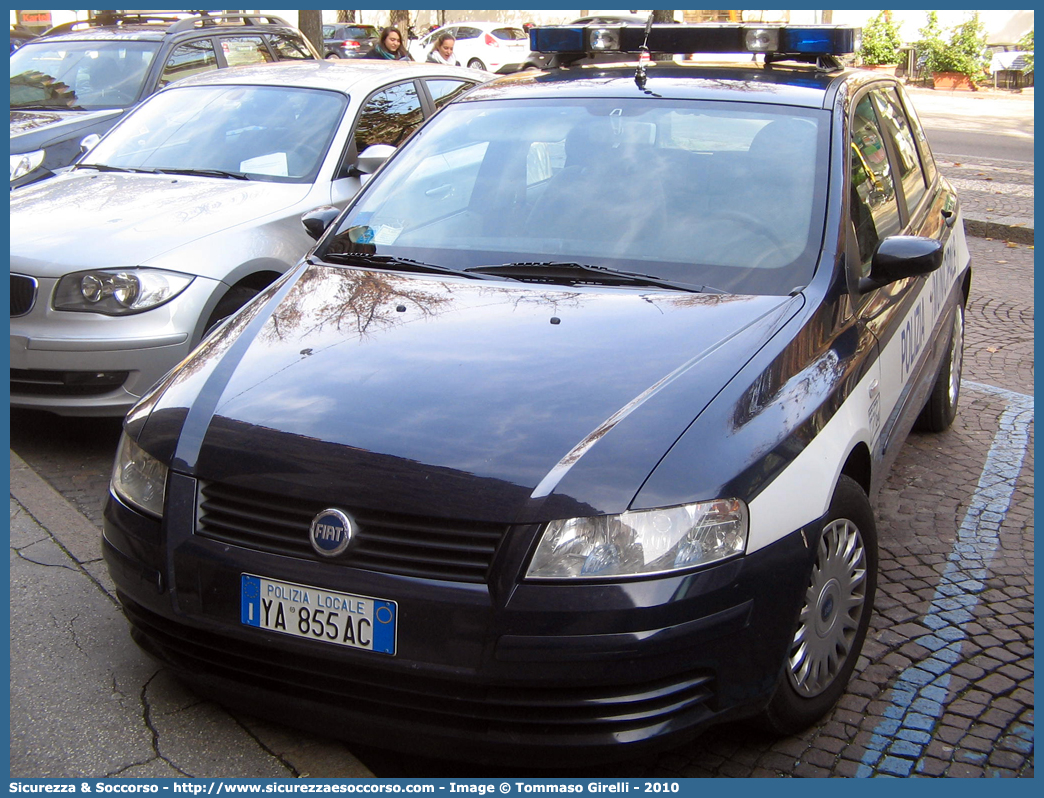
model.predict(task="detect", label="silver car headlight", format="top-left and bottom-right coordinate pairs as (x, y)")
top-left (54, 268), bottom-right (194, 315)
top-left (111, 433), bottom-right (168, 518)
top-left (11, 150), bottom-right (45, 182)
top-left (526, 499), bottom-right (748, 579)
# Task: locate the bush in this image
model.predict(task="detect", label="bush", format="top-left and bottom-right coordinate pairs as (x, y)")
top-left (1017, 29), bottom-right (1033, 74)
top-left (917, 11), bottom-right (988, 78)
top-left (860, 10), bottom-right (903, 65)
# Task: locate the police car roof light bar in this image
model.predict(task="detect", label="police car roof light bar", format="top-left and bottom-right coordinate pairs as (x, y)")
top-left (529, 23), bottom-right (861, 60)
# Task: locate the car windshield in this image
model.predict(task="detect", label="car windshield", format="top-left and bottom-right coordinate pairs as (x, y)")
top-left (10, 39), bottom-right (160, 110)
top-left (318, 97), bottom-right (829, 295)
top-left (81, 84), bottom-right (347, 182)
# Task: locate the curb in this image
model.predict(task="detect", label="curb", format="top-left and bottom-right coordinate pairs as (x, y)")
top-left (965, 218), bottom-right (1034, 245)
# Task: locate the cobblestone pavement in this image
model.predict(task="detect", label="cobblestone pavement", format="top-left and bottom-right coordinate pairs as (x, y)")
top-left (9, 237), bottom-right (1034, 778)
top-left (938, 156), bottom-right (1035, 244)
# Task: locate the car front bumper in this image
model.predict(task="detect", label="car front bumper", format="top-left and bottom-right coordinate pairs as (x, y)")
top-left (10, 276), bottom-right (218, 416)
top-left (104, 473), bottom-right (816, 764)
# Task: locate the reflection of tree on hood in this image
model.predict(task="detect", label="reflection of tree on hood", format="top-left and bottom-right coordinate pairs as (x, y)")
top-left (10, 69), bottom-right (79, 109)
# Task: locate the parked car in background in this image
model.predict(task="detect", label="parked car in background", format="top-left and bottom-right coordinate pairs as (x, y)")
top-left (10, 11), bottom-right (319, 189)
top-left (10, 59), bottom-right (487, 416)
top-left (322, 23), bottom-right (379, 59)
top-left (409, 22), bottom-right (529, 72)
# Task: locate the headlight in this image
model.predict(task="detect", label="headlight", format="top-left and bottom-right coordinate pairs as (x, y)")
top-left (53, 268), bottom-right (194, 315)
top-left (526, 499), bottom-right (748, 579)
top-left (11, 150), bottom-right (45, 182)
top-left (111, 433), bottom-right (168, 518)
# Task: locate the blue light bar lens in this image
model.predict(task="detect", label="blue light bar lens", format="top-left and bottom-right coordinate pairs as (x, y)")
top-left (783, 27), bottom-right (858, 55)
top-left (530, 26), bottom-right (585, 53)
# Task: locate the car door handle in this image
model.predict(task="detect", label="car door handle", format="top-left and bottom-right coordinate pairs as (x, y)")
top-left (941, 208), bottom-right (957, 228)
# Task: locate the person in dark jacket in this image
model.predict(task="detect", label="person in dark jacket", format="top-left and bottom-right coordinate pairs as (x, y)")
top-left (365, 27), bottom-right (412, 60)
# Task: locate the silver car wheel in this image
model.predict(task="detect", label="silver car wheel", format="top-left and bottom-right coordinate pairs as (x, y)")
top-left (786, 518), bottom-right (868, 698)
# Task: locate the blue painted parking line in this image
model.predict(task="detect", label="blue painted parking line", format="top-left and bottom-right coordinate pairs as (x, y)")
top-left (857, 381), bottom-right (1034, 777)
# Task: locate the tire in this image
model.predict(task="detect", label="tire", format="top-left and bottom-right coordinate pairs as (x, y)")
top-left (325, 53), bottom-right (342, 60)
top-left (914, 302), bottom-right (965, 432)
top-left (758, 475), bottom-right (878, 735)
top-left (202, 285), bottom-right (261, 340)
top-left (467, 58), bottom-right (486, 71)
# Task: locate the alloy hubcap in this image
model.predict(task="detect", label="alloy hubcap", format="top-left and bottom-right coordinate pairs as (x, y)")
top-left (787, 519), bottom-right (868, 698)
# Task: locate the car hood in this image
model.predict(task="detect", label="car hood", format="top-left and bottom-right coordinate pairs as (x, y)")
top-left (141, 265), bottom-right (802, 523)
top-left (10, 172), bottom-right (313, 274)
top-left (10, 107), bottom-right (123, 142)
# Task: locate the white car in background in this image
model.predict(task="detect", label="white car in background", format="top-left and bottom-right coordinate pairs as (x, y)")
top-left (409, 22), bottom-right (529, 72)
top-left (10, 59), bottom-right (486, 416)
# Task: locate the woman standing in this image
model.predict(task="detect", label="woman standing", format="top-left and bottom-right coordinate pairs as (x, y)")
top-left (426, 33), bottom-right (460, 66)
top-left (365, 27), bottom-right (412, 60)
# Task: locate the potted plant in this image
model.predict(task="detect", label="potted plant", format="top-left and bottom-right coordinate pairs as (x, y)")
top-left (860, 10), bottom-right (903, 74)
top-left (917, 11), bottom-right (988, 90)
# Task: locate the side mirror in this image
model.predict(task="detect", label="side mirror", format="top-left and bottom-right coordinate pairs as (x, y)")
top-left (858, 235), bottom-right (943, 293)
top-left (301, 205), bottom-right (341, 241)
top-left (79, 133), bottom-right (102, 155)
top-left (355, 143), bottom-right (396, 176)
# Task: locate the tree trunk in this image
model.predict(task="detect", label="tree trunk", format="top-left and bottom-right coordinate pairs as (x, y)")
top-left (298, 10), bottom-right (323, 54)
top-left (652, 10), bottom-right (675, 24)
top-left (390, 9), bottom-right (410, 38)
top-left (337, 11), bottom-right (355, 24)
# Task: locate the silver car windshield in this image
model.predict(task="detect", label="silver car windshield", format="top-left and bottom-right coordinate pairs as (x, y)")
top-left (10, 39), bottom-right (161, 111)
top-left (82, 84), bottom-right (347, 182)
top-left (321, 97), bottom-right (829, 295)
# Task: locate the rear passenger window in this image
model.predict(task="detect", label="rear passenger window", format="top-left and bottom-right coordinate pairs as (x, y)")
top-left (872, 88), bottom-right (927, 214)
top-left (897, 86), bottom-right (938, 187)
top-left (426, 79), bottom-right (473, 110)
top-left (850, 94), bottom-right (901, 271)
top-left (159, 40), bottom-right (218, 88)
top-left (267, 34), bottom-right (313, 60)
top-left (355, 83), bottom-right (425, 151)
top-left (220, 36), bottom-right (274, 67)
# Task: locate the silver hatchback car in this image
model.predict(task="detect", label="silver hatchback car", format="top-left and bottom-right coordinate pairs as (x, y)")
top-left (10, 59), bottom-right (486, 416)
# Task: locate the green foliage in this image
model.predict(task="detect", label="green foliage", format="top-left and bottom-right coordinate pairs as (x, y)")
top-left (917, 11), bottom-right (988, 78)
top-left (1017, 29), bottom-right (1033, 74)
top-left (860, 10), bottom-right (903, 66)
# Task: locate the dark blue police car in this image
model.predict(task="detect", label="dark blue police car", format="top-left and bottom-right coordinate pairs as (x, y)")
top-left (104, 22), bottom-right (971, 764)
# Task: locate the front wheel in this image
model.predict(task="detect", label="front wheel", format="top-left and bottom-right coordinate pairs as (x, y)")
top-left (758, 475), bottom-right (878, 735)
top-left (915, 302), bottom-right (965, 432)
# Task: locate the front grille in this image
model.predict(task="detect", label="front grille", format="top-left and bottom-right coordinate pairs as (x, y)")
top-left (10, 369), bottom-right (129, 396)
top-left (197, 481), bottom-right (508, 584)
top-left (122, 594), bottom-right (716, 739)
top-left (11, 274), bottom-right (37, 316)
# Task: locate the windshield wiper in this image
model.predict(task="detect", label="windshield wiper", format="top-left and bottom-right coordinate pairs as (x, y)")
top-left (317, 252), bottom-right (511, 281)
top-left (12, 104), bottom-right (86, 111)
top-left (464, 262), bottom-right (722, 294)
top-left (152, 167), bottom-right (251, 180)
top-left (72, 163), bottom-right (159, 174)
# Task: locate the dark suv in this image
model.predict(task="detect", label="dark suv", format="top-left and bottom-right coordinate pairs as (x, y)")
top-left (10, 11), bottom-right (319, 188)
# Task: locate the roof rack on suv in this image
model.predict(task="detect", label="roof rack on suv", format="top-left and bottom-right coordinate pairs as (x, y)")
top-left (40, 11), bottom-right (293, 38)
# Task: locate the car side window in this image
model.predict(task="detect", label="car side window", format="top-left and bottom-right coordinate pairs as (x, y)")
top-left (267, 34), bottom-right (313, 60)
top-left (897, 85), bottom-right (938, 187)
top-left (426, 79), bottom-right (474, 111)
top-left (850, 94), bottom-right (901, 275)
top-left (219, 36), bottom-right (275, 67)
top-left (456, 27), bottom-right (481, 40)
top-left (158, 40), bottom-right (218, 88)
top-left (872, 88), bottom-right (927, 215)
top-left (354, 82), bottom-right (425, 152)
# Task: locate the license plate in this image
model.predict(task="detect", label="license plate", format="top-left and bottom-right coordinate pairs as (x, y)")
top-left (241, 574), bottom-right (396, 655)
